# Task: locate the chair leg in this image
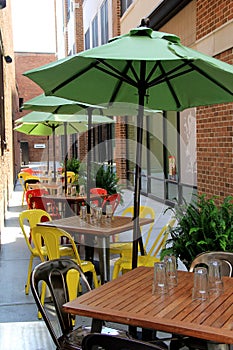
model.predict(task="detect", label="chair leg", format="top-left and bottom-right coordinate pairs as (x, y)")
top-left (92, 269), bottom-right (100, 288)
top-left (38, 281), bottom-right (47, 319)
top-left (25, 255), bottom-right (34, 295)
top-left (112, 260), bottom-right (122, 280)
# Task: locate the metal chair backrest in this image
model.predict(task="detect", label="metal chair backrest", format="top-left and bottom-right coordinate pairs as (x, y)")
top-left (189, 251), bottom-right (233, 277)
top-left (26, 188), bottom-right (49, 207)
top-left (30, 259), bottom-right (91, 349)
top-left (102, 193), bottom-right (121, 214)
top-left (121, 206), bottom-right (155, 250)
top-left (28, 195), bottom-right (61, 219)
top-left (19, 209), bottom-right (52, 252)
top-left (81, 333), bottom-right (167, 350)
top-left (147, 219), bottom-right (176, 258)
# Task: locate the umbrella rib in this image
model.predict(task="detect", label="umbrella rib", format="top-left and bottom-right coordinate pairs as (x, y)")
top-left (148, 61), bottom-right (194, 87)
top-left (96, 59), bottom-right (138, 87)
top-left (51, 61), bottom-right (100, 94)
top-left (158, 62), bottom-right (181, 109)
top-left (188, 61), bottom-right (233, 96)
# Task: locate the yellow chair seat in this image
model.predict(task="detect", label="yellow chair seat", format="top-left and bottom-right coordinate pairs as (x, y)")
top-left (110, 206), bottom-right (155, 257)
top-left (112, 219), bottom-right (176, 280)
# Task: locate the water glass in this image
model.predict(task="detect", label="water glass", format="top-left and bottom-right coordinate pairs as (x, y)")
top-left (67, 184), bottom-right (72, 196)
top-left (106, 204), bottom-right (113, 219)
top-left (192, 267), bottom-right (209, 301)
top-left (80, 205), bottom-right (87, 220)
top-left (71, 185), bottom-right (76, 196)
top-left (152, 262), bottom-right (168, 295)
top-left (208, 259), bottom-right (224, 295)
top-left (95, 207), bottom-right (102, 223)
top-left (79, 185), bottom-right (85, 196)
top-left (164, 255), bottom-right (178, 286)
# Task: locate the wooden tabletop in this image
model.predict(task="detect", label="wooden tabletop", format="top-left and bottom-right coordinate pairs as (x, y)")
top-left (63, 266), bottom-right (233, 344)
top-left (38, 215), bottom-right (154, 237)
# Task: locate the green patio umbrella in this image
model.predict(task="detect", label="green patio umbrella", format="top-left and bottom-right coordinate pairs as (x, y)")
top-left (23, 24), bottom-right (233, 268)
top-left (15, 112), bottom-right (88, 181)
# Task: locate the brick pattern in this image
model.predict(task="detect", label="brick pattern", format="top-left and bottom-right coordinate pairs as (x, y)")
top-left (196, 47), bottom-right (233, 202)
top-left (196, 0), bottom-right (233, 40)
top-left (14, 52), bottom-right (56, 164)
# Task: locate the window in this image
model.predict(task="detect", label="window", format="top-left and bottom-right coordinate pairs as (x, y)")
top-left (85, 28), bottom-right (90, 50)
top-left (121, 0), bottom-right (133, 16)
top-left (92, 15), bottom-right (98, 48)
top-left (100, 0), bottom-right (109, 45)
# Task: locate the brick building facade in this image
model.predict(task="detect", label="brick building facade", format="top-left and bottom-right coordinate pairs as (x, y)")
top-left (14, 52), bottom-right (56, 169)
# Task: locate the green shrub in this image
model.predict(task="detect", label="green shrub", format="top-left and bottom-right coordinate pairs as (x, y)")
top-left (161, 194), bottom-right (233, 269)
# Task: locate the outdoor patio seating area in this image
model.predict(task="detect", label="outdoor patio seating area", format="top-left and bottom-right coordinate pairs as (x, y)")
top-left (0, 171), bottom-right (173, 349)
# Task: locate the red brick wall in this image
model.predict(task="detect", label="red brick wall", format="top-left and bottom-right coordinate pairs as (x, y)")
top-left (196, 0), bottom-right (233, 39)
top-left (14, 52), bottom-right (56, 165)
top-left (196, 0), bottom-right (233, 202)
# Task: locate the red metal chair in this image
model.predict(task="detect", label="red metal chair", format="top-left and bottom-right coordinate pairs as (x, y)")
top-left (90, 187), bottom-right (107, 206)
top-left (102, 193), bottom-right (121, 214)
top-left (27, 195), bottom-right (61, 220)
top-left (26, 188), bottom-right (49, 209)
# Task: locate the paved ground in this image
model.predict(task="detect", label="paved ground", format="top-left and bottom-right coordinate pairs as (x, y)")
top-left (0, 176), bottom-right (175, 349)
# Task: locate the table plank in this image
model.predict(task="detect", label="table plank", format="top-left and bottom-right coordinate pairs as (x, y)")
top-left (63, 267), bottom-right (233, 344)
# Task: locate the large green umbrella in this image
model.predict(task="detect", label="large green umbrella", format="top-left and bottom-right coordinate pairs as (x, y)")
top-left (23, 25), bottom-right (233, 268)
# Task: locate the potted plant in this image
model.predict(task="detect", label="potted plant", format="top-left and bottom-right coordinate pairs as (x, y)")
top-left (161, 194), bottom-right (233, 269)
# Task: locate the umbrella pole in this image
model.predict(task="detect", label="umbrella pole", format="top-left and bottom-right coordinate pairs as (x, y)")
top-left (47, 136), bottom-right (49, 173)
top-left (86, 108), bottom-right (92, 213)
top-left (52, 128), bottom-right (56, 181)
top-left (64, 122), bottom-right (68, 194)
top-left (132, 74), bottom-right (146, 269)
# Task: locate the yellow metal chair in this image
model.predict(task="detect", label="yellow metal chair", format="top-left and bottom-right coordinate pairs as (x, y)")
top-left (112, 219), bottom-right (176, 280)
top-left (18, 171), bottom-right (34, 205)
top-left (19, 209), bottom-right (74, 295)
top-left (62, 171), bottom-right (76, 183)
top-left (31, 225), bottom-right (100, 289)
top-left (110, 206), bottom-right (155, 256)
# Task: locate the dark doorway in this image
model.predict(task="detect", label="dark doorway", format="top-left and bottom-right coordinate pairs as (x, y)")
top-left (20, 141), bottom-right (29, 165)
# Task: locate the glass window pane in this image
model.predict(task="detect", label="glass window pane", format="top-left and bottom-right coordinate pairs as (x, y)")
top-left (180, 108), bottom-right (197, 186)
top-left (150, 178), bottom-right (165, 200)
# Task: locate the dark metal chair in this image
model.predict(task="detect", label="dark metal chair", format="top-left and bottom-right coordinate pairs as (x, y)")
top-left (81, 333), bottom-right (167, 350)
top-left (31, 259), bottom-right (92, 349)
top-left (30, 259), bottom-right (127, 350)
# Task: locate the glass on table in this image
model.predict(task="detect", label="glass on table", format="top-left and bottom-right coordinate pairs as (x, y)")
top-left (71, 185), bottom-right (76, 196)
top-left (192, 267), bottom-right (209, 301)
top-left (208, 259), bottom-right (224, 295)
top-left (80, 205), bottom-right (87, 220)
top-left (152, 262), bottom-right (168, 295)
top-left (106, 204), bottom-right (113, 219)
top-left (95, 207), bottom-right (102, 223)
top-left (164, 255), bottom-right (178, 286)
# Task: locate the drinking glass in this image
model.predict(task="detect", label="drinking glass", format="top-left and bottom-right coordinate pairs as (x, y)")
top-left (71, 185), bottom-right (76, 196)
top-left (95, 207), bottom-right (102, 223)
top-left (67, 184), bottom-right (72, 196)
top-left (192, 267), bottom-right (209, 301)
top-left (152, 262), bottom-right (168, 295)
top-left (164, 255), bottom-right (178, 286)
top-left (106, 204), bottom-right (113, 219)
top-left (80, 205), bottom-right (87, 220)
top-left (79, 185), bottom-right (85, 196)
top-left (208, 259), bottom-right (224, 295)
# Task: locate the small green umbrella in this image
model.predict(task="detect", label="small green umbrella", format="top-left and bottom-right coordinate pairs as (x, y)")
top-left (23, 25), bottom-right (233, 268)
top-left (15, 113), bottom-right (88, 180)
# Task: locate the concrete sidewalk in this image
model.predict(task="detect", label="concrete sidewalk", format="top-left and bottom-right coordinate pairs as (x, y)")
top-left (0, 180), bottom-right (173, 349)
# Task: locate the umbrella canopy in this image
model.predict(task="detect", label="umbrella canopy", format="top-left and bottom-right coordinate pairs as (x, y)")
top-left (23, 25), bottom-right (233, 268)
top-left (15, 112), bottom-right (88, 180)
top-left (22, 93), bottom-right (104, 114)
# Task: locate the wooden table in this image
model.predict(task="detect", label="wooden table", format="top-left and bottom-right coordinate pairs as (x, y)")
top-left (38, 216), bottom-right (153, 283)
top-left (33, 193), bottom-right (104, 216)
top-left (63, 267), bottom-right (233, 345)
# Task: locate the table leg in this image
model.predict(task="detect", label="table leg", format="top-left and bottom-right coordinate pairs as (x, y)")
top-left (98, 237), bottom-right (110, 284)
top-left (91, 318), bottom-right (103, 333)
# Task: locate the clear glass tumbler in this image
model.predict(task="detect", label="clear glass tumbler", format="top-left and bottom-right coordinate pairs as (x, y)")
top-left (192, 267), bottom-right (209, 301)
top-left (164, 255), bottom-right (178, 286)
top-left (208, 259), bottom-right (224, 295)
top-left (152, 262), bottom-right (168, 295)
